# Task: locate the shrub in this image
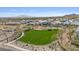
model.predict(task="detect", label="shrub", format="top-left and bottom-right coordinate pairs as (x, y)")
top-left (48, 29), bottom-right (52, 31)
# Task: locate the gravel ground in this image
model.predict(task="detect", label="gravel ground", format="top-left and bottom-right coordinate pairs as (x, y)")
top-left (0, 47), bottom-right (12, 51)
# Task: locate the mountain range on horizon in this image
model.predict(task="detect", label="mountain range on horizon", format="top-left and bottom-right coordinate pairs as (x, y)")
top-left (0, 13), bottom-right (79, 18)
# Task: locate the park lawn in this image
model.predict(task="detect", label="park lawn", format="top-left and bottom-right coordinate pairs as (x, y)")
top-left (19, 29), bottom-right (59, 45)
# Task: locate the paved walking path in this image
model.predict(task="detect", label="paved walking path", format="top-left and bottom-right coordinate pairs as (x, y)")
top-left (0, 32), bottom-right (30, 51)
top-left (5, 32), bottom-right (30, 51)
top-left (8, 32), bottom-right (24, 44)
top-left (5, 43), bottom-right (29, 51)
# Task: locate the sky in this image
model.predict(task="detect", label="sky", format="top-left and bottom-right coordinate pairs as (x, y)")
top-left (0, 7), bottom-right (79, 17)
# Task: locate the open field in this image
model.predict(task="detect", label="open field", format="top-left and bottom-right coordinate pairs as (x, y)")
top-left (19, 29), bottom-right (59, 45)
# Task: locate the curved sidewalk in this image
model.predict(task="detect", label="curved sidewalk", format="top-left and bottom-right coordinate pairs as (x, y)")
top-left (4, 32), bottom-right (30, 51)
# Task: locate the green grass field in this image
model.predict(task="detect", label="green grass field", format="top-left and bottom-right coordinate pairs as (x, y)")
top-left (19, 29), bottom-right (59, 45)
